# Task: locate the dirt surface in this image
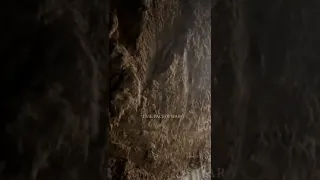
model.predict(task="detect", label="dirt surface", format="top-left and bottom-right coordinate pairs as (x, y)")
top-left (0, 0), bottom-right (211, 180)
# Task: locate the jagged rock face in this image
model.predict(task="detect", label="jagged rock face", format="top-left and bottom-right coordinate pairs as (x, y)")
top-left (109, 0), bottom-right (211, 179)
top-left (0, 0), bottom-right (210, 180)
top-left (214, 0), bottom-right (320, 180)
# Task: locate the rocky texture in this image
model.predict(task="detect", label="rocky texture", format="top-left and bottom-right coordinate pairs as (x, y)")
top-left (0, 0), bottom-right (211, 180)
top-left (109, 0), bottom-right (211, 179)
top-left (214, 0), bottom-right (320, 179)
top-left (0, 1), bottom-right (108, 180)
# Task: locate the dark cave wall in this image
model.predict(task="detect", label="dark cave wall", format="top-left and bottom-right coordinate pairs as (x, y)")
top-left (0, 0), bottom-right (109, 179)
top-left (214, 0), bottom-right (320, 179)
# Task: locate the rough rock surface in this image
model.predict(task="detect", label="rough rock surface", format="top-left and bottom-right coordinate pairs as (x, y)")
top-left (109, 0), bottom-right (211, 179)
top-left (0, 0), bottom-right (211, 180)
top-left (214, 0), bottom-right (320, 179)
